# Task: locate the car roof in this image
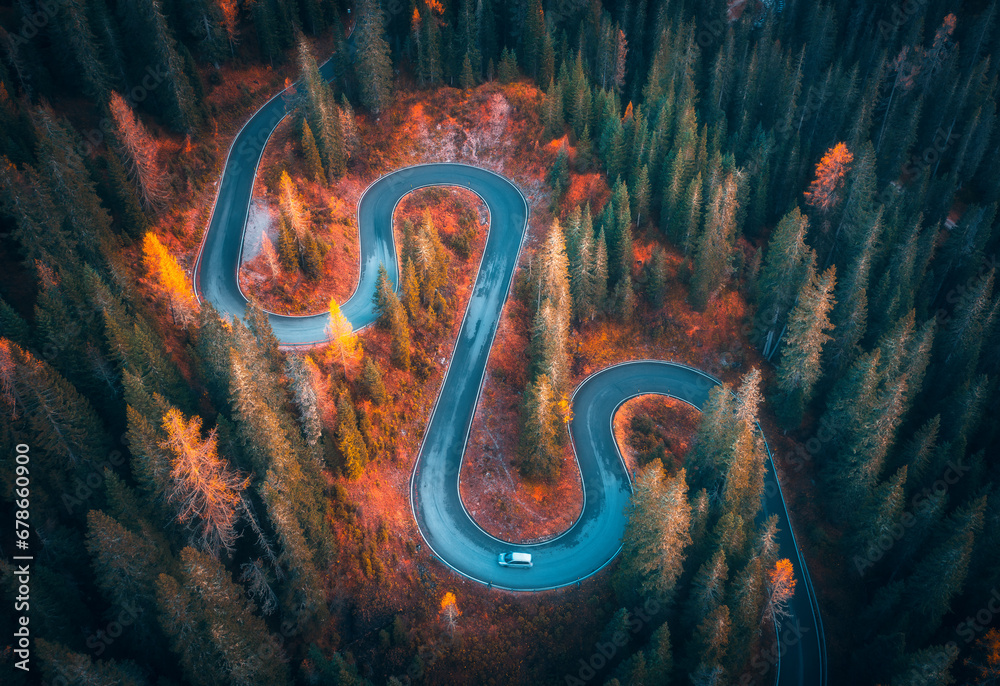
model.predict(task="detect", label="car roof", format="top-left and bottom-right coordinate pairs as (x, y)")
top-left (510, 552), bottom-right (532, 562)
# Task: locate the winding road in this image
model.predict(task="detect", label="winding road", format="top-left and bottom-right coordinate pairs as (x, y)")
top-left (192, 58), bottom-right (826, 686)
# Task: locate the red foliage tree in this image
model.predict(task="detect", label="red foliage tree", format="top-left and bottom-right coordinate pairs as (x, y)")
top-left (804, 142), bottom-right (853, 214)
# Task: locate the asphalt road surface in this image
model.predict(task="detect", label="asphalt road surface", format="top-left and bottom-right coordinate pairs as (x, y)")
top-left (192, 60), bottom-right (826, 686)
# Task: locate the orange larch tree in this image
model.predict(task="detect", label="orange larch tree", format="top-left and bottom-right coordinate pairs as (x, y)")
top-left (762, 558), bottom-right (797, 629)
top-left (142, 232), bottom-right (198, 324)
top-left (159, 408), bottom-right (249, 556)
top-left (804, 142), bottom-right (853, 214)
top-left (440, 591), bottom-right (460, 633)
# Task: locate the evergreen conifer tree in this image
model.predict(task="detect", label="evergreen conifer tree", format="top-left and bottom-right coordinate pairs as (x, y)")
top-left (775, 265), bottom-right (836, 426)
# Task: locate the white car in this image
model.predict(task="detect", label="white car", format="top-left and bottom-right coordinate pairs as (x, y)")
top-left (497, 552), bottom-right (533, 568)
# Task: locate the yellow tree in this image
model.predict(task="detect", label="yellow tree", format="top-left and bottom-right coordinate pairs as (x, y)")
top-left (159, 408), bottom-right (249, 556)
top-left (326, 298), bottom-right (360, 376)
top-left (440, 591), bottom-right (460, 633)
top-left (277, 170), bottom-right (309, 239)
top-left (142, 232), bottom-right (197, 324)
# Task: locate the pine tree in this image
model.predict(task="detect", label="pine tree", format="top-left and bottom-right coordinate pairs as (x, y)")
top-left (228, 339), bottom-right (336, 599)
top-left (646, 247), bottom-right (667, 307)
top-left (645, 622), bottom-right (673, 683)
top-left (339, 95), bottom-right (359, 157)
top-left (300, 119), bottom-right (325, 182)
top-left (0, 297), bottom-right (31, 349)
top-left (830, 142), bottom-right (877, 265)
top-left (7, 112), bottom-right (113, 268)
top-left (520, 0), bottom-right (545, 79)
top-left (543, 79), bottom-right (565, 140)
top-left (336, 392), bottom-right (368, 479)
top-left (117, 0), bottom-right (201, 131)
top-left (531, 220), bottom-right (572, 392)
top-left (818, 349), bottom-right (909, 519)
top-left (615, 650), bottom-right (649, 685)
top-left (50, 0), bottom-right (111, 102)
top-left (727, 554), bottom-right (766, 670)
top-left (155, 547), bottom-right (291, 686)
top-left (548, 145), bottom-right (570, 207)
top-left (689, 173), bottom-right (739, 311)
top-left (850, 467), bottom-right (907, 562)
top-left (614, 463), bottom-right (692, 604)
top-left (576, 122), bottom-right (594, 171)
top-left (96, 280), bottom-right (194, 411)
top-left (720, 429), bottom-right (767, 539)
top-left (460, 52), bottom-right (476, 90)
top-left (277, 215), bottom-right (297, 274)
top-left (633, 164), bottom-right (651, 226)
top-left (278, 171), bottom-right (308, 238)
top-left (182, 0), bottom-right (231, 65)
top-left (99, 148), bottom-right (149, 240)
top-left (297, 39), bottom-right (346, 180)
top-left (360, 357), bottom-right (387, 405)
top-left (824, 220), bottom-right (878, 378)
top-left (684, 549), bottom-right (729, 631)
top-left (285, 355), bottom-right (322, 447)
top-left (940, 267), bottom-right (996, 383)
top-left (519, 374), bottom-right (560, 480)
top-left (1, 338), bottom-right (110, 483)
top-left (689, 603), bottom-right (731, 681)
top-left (889, 646), bottom-right (957, 686)
top-left (498, 47), bottom-right (519, 83)
top-left (569, 210), bottom-right (595, 321)
top-left (672, 171), bottom-right (703, 256)
top-left (400, 257), bottom-right (420, 320)
top-left (354, 0), bottom-right (393, 113)
top-left (754, 207), bottom-right (814, 359)
top-left (603, 178), bottom-right (632, 286)
top-left (774, 265), bottom-right (836, 427)
top-left (86, 509), bottom-right (172, 625)
top-left (389, 301), bottom-right (411, 371)
top-left (417, 6), bottom-right (443, 86)
top-left (686, 383), bottom-right (742, 494)
top-left (249, 0), bottom-right (279, 64)
top-left (592, 227), bottom-right (609, 313)
top-left (614, 198), bottom-right (635, 285)
top-left (37, 639), bottom-right (148, 686)
top-left (300, 233), bottom-right (324, 280)
top-left (373, 263), bottom-right (395, 329)
top-left (612, 274), bottom-right (636, 321)
top-left (902, 497), bottom-right (986, 634)
top-left (899, 415), bottom-right (941, 491)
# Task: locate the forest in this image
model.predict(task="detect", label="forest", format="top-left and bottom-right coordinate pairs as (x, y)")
top-left (1, 0), bottom-right (1000, 684)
